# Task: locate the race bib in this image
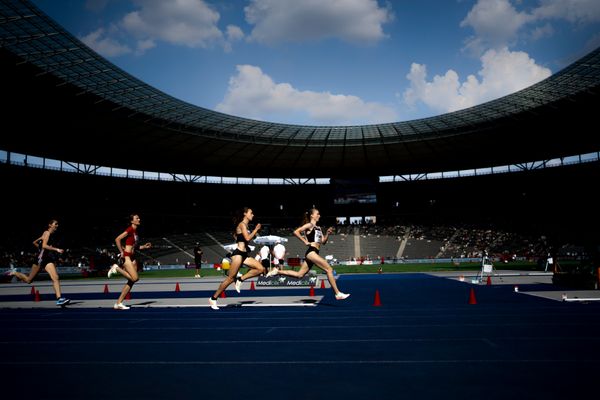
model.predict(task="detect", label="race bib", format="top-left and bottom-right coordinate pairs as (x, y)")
top-left (314, 229), bottom-right (323, 243)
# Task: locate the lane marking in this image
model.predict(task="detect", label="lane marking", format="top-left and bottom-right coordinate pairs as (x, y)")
top-left (1, 359), bottom-right (597, 366)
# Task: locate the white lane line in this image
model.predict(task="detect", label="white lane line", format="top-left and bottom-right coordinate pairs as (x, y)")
top-left (563, 298), bottom-right (600, 302)
top-left (0, 359), bottom-right (597, 366)
top-left (3, 321), bottom-right (599, 331)
top-left (1, 337), bottom-right (572, 345)
top-left (149, 303), bottom-right (316, 307)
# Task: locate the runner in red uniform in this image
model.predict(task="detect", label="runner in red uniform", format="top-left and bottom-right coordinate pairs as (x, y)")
top-left (107, 214), bottom-right (151, 310)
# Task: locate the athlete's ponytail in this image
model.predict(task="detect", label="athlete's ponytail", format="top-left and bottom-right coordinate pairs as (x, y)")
top-left (233, 207), bottom-right (250, 228)
top-left (302, 208), bottom-right (317, 225)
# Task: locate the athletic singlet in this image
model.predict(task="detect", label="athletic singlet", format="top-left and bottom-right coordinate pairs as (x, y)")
top-left (37, 232), bottom-right (57, 265)
top-left (236, 224), bottom-right (250, 248)
top-left (306, 225), bottom-right (323, 244)
top-left (124, 226), bottom-right (138, 248)
top-left (236, 232), bottom-right (248, 245)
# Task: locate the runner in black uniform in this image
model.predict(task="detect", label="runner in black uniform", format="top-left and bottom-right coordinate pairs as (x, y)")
top-left (10, 219), bottom-right (70, 306)
top-left (208, 207), bottom-right (265, 310)
top-left (267, 208), bottom-right (349, 300)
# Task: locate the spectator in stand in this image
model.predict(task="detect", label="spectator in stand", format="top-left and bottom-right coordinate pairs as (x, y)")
top-left (194, 242), bottom-right (203, 278)
top-left (272, 240), bottom-right (286, 270)
top-left (256, 244), bottom-right (271, 275)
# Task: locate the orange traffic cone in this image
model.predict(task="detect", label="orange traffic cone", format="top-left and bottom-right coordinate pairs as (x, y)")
top-left (175, 282), bottom-right (181, 292)
top-left (34, 290), bottom-right (41, 302)
top-left (320, 280), bottom-right (325, 289)
top-left (103, 284), bottom-right (109, 294)
top-left (30, 286), bottom-right (36, 295)
top-left (486, 276), bottom-right (492, 285)
top-left (220, 290), bottom-right (227, 298)
top-left (468, 288), bottom-right (477, 304)
top-left (126, 292), bottom-right (131, 300)
top-left (309, 286), bottom-right (315, 297)
top-left (250, 281), bottom-right (256, 290)
top-left (373, 290), bottom-right (382, 306)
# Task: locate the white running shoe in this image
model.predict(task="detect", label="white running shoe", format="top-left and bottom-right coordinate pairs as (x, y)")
top-left (335, 292), bottom-right (350, 300)
top-left (113, 302), bottom-right (130, 310)
top-left (266, 267), bottom-right (279, 277)
top-left (235, 278), bottom-right (242, 293)
top-left (107, 264), bottom-right (118, 279)
top-left (208, 298), bottom-right (219, 310)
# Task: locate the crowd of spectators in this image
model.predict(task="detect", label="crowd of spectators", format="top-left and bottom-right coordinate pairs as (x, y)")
top-left (1, 220), bottom-right (592, 269)
top-left (0, 246), bottom-right (90, 270)
top-left (332, 222), bottom-right (554, 260)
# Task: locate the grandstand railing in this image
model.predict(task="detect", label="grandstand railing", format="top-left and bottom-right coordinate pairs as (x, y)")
top-left (2, 149), bottom-right (598, 184)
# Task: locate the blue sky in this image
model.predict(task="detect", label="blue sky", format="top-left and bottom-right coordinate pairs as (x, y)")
top-left (32, 0), bottom-right (600, 126)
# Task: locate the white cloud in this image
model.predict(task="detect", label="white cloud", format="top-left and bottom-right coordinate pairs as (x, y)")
top-left (223, 25), bottom-right (245, 52)
top-left (80, 28), bottom-right (131, 57)
top-left (216, 65), bottom-right (398, 125)
top-left (82, 0), bottom-right (242, 56)
top-left (244, 0), bottom-right (393, 44)
top-left (403, 48), bottom-right (551, 114)
top-left (121, 0), bottom-right (224, 49)
top-left (226, 25), bottom-right (244, 42)
top-left (135, 38), bottom-right (156, 55)
top-left (462, 0), bottom-right (600, 52)
top-left (533, 0), bottom-right (600, 24)
top-left (530, 23), bottom-right (554, 41)
top-left (460, 0), bottom-right (533, 53)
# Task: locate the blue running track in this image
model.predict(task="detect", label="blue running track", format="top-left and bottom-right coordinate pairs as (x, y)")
top-left (1, 273), bottom-right (598, 400)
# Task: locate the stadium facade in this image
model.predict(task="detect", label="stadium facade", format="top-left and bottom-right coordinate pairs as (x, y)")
top-left (1, 0), bottom-right (599, 180)
top-left (1, 0), bottom-right (599, 258)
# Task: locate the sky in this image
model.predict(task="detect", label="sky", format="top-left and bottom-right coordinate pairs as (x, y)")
top-left (32, 0), bottom-right (600, 126)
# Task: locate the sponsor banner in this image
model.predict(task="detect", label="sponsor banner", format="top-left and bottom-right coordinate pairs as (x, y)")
top-left (257, 275), bottom-right (318, 287)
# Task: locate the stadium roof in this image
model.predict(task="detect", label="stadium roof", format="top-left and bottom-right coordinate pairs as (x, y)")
top-left (1, 0), bottom-right (599, 178)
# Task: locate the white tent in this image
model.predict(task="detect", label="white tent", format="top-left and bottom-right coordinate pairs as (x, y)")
top-left (253, 235), bottom-right (289, 245)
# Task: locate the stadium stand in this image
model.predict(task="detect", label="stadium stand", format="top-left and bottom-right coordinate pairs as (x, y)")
top-left (0, 0), bottom-right (599, 271)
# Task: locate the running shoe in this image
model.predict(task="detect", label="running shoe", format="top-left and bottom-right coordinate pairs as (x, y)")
top-left (107, 264), bottom-right (118, 278)
top-left (335, 292), bottom-right (350, 300)
top-left (265, 267), bottom-right (279, 277)
top-left (113, 302), bottom-right (130, 310)
top-left (208, 298), bottom-right (219, 310)
top-left (56, 297), bottom-right (71, 306)
top-left (235, 278), bottom-right (242, 293)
